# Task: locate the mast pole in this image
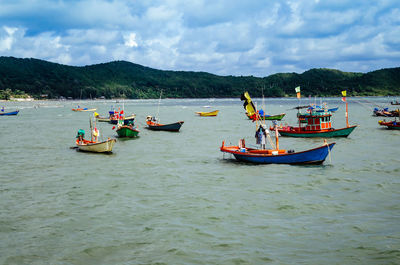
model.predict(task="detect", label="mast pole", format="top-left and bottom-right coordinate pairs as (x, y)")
top-left (345, 100), bottom-right (349, 127)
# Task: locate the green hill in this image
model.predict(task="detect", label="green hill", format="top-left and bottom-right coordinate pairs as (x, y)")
top-left (0, 56), bottom-right (399, 99)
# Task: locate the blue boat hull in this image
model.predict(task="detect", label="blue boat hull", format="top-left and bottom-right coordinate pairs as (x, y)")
top-left (0, 110), bottom-right (19, 116)
top-left (223, 143), bottom-right (335, 164)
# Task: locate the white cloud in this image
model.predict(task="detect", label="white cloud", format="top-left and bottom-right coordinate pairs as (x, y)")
top-left (124, 33), bottom-right (138, 48)
top-left (0, 0), bottom-right (399, 76)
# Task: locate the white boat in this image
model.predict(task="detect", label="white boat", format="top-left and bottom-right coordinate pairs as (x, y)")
top-left (76, 138), bottom-right (116, 153)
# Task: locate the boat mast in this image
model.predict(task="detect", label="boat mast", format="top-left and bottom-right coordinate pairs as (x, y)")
top-left (156, 90), bottom-right (162, 121)
top-left (345, 99), bottom-right (349, 127)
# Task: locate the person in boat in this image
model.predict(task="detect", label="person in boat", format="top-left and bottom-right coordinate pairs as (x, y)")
top-left (1, 107), bottom-right (4, 112)
top-left (76, 129), bottom-right (85, 144)
top-left (255, 124), bottom-right (267, 149)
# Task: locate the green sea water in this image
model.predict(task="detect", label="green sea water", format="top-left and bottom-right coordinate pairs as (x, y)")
top-left (1, 97), bottom-right (399, 264)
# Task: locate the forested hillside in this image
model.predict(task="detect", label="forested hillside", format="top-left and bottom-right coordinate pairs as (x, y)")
top-left (0, 56), bottom-right (399, 99)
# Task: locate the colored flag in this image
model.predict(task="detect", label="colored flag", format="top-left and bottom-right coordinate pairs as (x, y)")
top-left (341, 90), bottom-right (346, 102)
top-left (295, 86), bottom-right (301, 99)
top-left (240, 92), bottom-right (257, 120)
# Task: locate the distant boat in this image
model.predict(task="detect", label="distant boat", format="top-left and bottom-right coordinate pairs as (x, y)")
top-left (72, 107), bottom-right (96, 112)
top-left (0, 110), bottom-right (19, 116)
top-left (146, 116), bottom-right (184, 132)
top-left (247, 112), bottom-right (285, 121)
top-left (94, 110), bottom-right (136, 124)
top-left (390, 101), bottom-right (400, 105)
top-left (196, 110), bottom-right (219, 117)
top-left (378, 119), bottom-right (400, 130)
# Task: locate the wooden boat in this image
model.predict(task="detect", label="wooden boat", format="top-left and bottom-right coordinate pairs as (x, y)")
top-left (72, 107), bottom-right (97, 112)
top-left (275, 104), bottom-right (357, 137)
top-left (196, 110), bottom-right (219, 116)
top-left (0, 110), bottom-right (19, 116)
top-left (378, 119), bottom-right (400, 130)
top-left (94, 111), bottom-right (136, 124)
top-left (75, 120), bottom-right (116, 153)
top-left (247, 112), bottom-right (285, 121)
top-left (391, 101), bottom-right (400, 105)
top-left (76, 138), bottom-right (116, 153)
top-left (146, 116), bottom-right (184, 132)
top-left (221, 141), bottom-right (335, 165)
top-left (110, 114), bottom-right (136, 124)
top-left (116, 125), bottom-right (140, 137)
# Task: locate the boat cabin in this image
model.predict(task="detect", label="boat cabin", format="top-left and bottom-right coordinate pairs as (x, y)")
top-left (299, 109), bottom-right (332, 131)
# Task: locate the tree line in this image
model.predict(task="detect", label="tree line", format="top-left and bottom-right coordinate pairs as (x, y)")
top-left (0, 56), bottom-right (399, 100)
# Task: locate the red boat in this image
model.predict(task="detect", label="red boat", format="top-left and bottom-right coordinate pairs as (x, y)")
top-left (378, 119), bottom-right (400, 130)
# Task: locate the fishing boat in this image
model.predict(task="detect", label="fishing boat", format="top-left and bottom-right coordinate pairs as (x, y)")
top-left (241, 93), bottom-right (285, 121)
top-left (76, 137), bottom-right (116, 153)
top-left (116, 125), bottom-right (140, 137)
top-left (222, 92), bottom-right (335, 164)
top-left (146, 116), bottom-right (184, 132)
top-left (275, 108), bottom-right (357, 137)
top-left (94, 110), bottom-right (136, 124)
top-left (75, 119), bottom-right (116, 153)
top-left (115, 118), bottom-right (139, 137)
top-left (378, 119), bottom-right (400, 130)
top-left (246, 111), bottom-right (285, 121)
top-left (0, 110), bottom-right (19, 116)
top-left (72, 107), bottom-right (97, 112)
top-left (275, 91), bottom-right (356, 137)
top-left (221, 140), bottom-right (335, 165)
top-left (145, 90), bottom-right (184, 132)
top-left (196, 110), bottom-right (219, 116)
top-left (390, 101), bottom-right (400, 105)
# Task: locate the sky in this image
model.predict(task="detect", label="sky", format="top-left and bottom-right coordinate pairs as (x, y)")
top-left (0, 0), bottom-right (399, 77)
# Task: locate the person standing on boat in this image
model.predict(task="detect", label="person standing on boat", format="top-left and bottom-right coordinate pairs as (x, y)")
top-left (255, 124), bottom-right (267, 149)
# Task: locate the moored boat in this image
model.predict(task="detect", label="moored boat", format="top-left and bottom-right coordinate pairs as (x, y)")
top-left (221, 141), bottom-right (335, 164)
top-left (196, 110), bottom-right (219, 116)
top-left (247, 112), bottom-right (285, 121)
top-left (76, 138), bottom-right (116, 153)
top-left (116, 125), bottom-right (140, 137)
top-left (0, 110), bottom-right (19, 116)
top-left (72, 107), bottom-right (97, 112)
top-left (146, 116), bottom-right (184, 132)
top-left (75, 121), bottom-right (116, 153)
top-left (378, 119), bottom-right (400, 130)
top-left (275, 91), bottom-right (356, 138)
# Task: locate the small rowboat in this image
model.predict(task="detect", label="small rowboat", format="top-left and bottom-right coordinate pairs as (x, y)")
top-left (76, 138), bottom-right (116, 153)
top-left (196, 110), bottom-right (219, 117)
top-left (379, 120), bottom-right (400, 130)
top-left (146, 116), bottom-right (184, 132)
top-left (72, 108), bottom-right (97, 112)
top-left (220, 141), bottom-right (335, 165)
top-left (116, 125), bottom-right (140, 137)
top-left (0, 110), bottom-right (19, 116)
top-left (248, 113), bottom-right (285, 121)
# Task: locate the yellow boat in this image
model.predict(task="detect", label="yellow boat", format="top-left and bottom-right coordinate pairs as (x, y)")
top-left (195, 110), bottom-right (219, 117)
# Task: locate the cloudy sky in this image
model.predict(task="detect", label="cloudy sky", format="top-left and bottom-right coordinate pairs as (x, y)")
top-left (0, 0), bottom-right (399, 76)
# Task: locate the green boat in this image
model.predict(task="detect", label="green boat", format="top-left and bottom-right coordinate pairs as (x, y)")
top-left (116, 125), bottom-right (139, 137)
top-left (277, 125), bottom-right (357, 137)
top-left (247, 113), bottom-right (286, 121)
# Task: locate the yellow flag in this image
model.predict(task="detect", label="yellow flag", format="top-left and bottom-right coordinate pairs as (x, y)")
top-left (341, 91), bottom-right (346, 97)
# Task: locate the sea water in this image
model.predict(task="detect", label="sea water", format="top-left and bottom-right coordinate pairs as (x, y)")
top-left (0, 97), bottom-right (399, 264)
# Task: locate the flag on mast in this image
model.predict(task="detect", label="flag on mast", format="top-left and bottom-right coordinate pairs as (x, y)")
top-left (240, 92), bottom-right (257, 121)
top-left (295, 86), bottom-right (301, 99)
top-left (341, 90), bottom-right (347, 102)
